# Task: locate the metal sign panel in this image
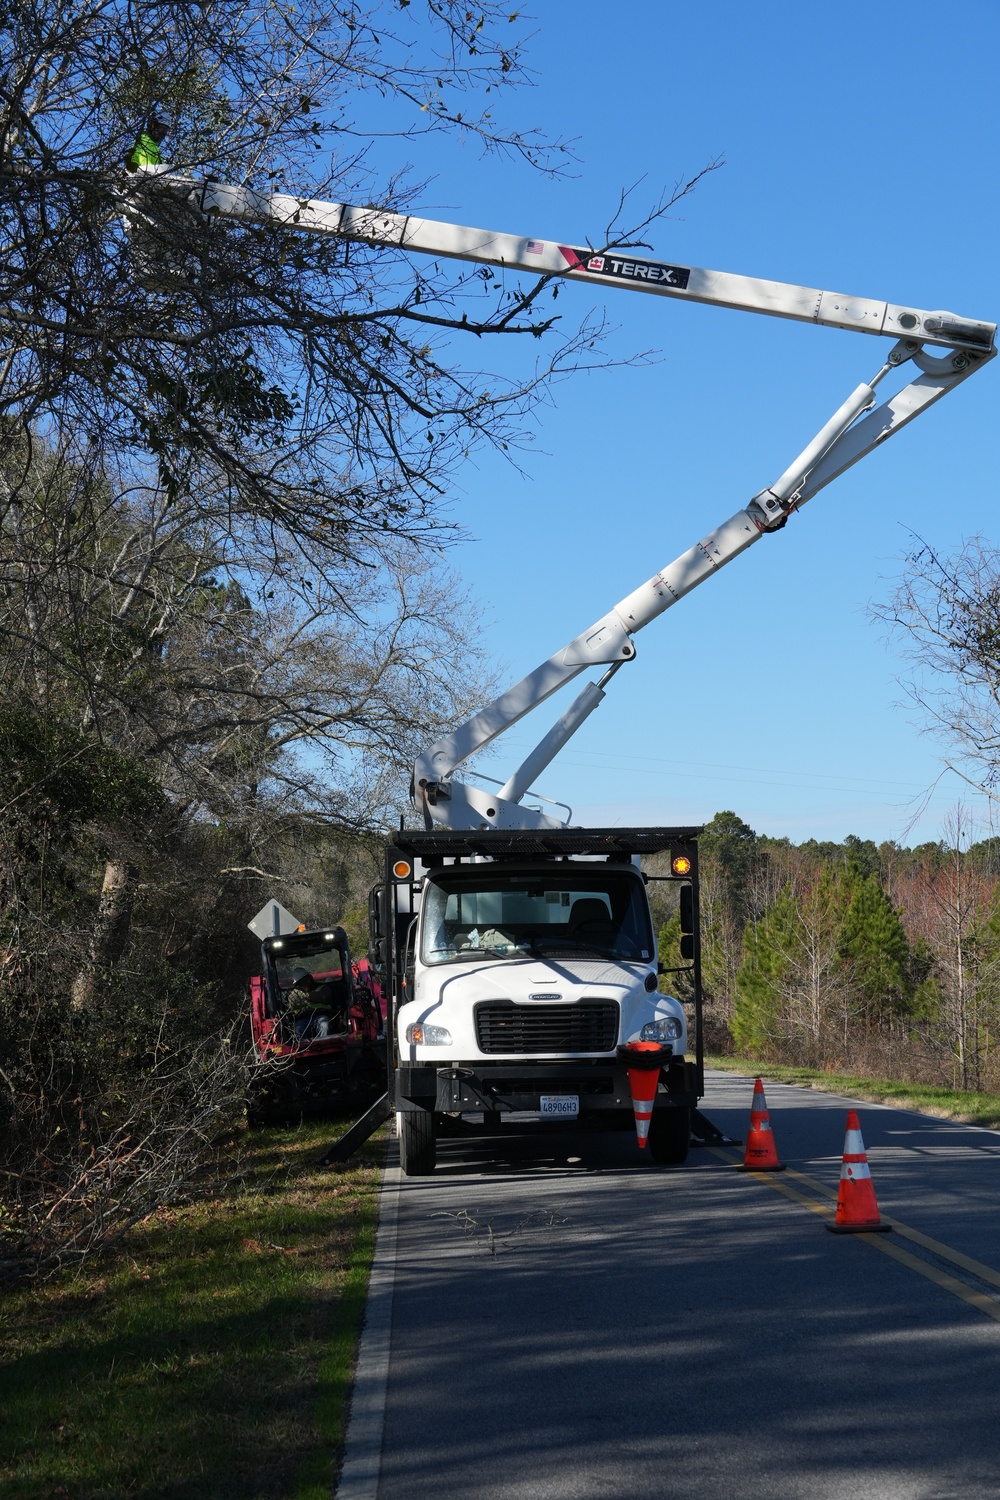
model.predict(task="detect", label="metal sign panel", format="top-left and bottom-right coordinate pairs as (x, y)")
top-left (247, 898), bottom-right (301, 939)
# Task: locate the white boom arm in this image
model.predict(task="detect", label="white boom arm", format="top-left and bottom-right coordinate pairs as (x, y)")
top-left (138, 170), bottom-right (994, 354)
top-left (413, 339), bottom-right (993, 829)
top-left (130, 170), bottom-right (996, 830)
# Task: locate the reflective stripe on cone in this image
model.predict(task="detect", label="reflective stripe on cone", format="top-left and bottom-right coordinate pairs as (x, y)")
top-left (742, 1077), bottom-right (784, 1171)
top-left (628, 1080), bottom-right (658, 1146)
top-left (826, 1109), bottom-right (892, 1234)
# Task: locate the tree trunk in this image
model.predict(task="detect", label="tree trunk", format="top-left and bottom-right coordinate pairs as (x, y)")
top-left (71, 857), bottom-right (135, 1010)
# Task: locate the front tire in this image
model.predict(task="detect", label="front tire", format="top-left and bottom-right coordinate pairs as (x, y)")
top-left (648, 1106), bottom-right (691, 1165)
top-left (400, 1109), bottom-right (437, 1175)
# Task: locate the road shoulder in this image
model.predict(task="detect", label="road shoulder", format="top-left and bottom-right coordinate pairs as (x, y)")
top-left (335, 1139), bottom-right (401, 1499)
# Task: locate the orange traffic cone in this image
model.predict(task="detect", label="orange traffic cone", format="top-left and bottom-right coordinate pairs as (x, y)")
top-left (742, 1077), bottom-right (785, 1171)
top-left (618, 1041), bottom-right (668, 1149)
top-left (826, 1110), bottom-right (892, 1233)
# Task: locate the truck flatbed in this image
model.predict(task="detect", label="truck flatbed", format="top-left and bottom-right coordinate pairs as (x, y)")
top-left (392, 827), bottom-right (703, 860)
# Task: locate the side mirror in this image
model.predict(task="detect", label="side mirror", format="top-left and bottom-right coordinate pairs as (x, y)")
top-left (679, 885), bottom-right (695, 935)
top-left (679, 934), bottom-right (695, 961)
top-left (403, 921), bottom-right (417, 988)
top-left (369, 885), bottom-right (386, 948)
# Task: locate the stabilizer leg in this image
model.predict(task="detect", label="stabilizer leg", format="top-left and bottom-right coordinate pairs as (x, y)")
top-left (319, 1092), bottom-right (392, 1165)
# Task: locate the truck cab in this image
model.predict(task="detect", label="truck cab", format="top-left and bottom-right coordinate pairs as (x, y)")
top-left (371, 827), bottom-right (703, 1174)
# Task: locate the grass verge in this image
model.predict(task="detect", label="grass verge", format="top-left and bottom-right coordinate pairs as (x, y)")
top-left (0, 1118), bottom-right (383, 1500)
top-left (706, 1054), bottom-right (1000, 1131)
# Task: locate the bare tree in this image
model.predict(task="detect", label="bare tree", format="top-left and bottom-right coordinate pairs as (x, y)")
top-left (0, 437), bottom-right (502, 993)
top-left (877, 536), bottom-right (1000, 805)
top-left (904, 808), bottom-right (997, 1091)
top-left (1, 1), bottom-right (715, 553)
top-left (0, 442), bottom-right (499, 801)
top-left (0, 1008), bottom-right (252, 1283)
top-left (1, 4), bottom-right (717, 976)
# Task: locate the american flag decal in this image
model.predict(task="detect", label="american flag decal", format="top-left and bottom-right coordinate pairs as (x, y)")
top-left (525, 239), bottom-right (544, 253)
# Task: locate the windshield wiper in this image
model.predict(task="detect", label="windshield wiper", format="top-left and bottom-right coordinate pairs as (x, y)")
top-left (433, 946), bottom-right (525, 964)
top-left (531, 937), bottom-right (624, 958)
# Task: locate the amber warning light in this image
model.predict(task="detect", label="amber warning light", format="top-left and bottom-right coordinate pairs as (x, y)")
top-left (672, 855), bottom-right (692, 876)
top-left (393, 860), bottom-right (412, 880)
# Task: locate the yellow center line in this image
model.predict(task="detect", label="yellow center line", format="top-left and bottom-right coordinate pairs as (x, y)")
top-left (707, 1147), bottom-right (1000, 1326)
top-left (782, 1163), bottom-right (1000, 1292)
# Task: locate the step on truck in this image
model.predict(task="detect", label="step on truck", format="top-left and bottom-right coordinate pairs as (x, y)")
top-left (369, 826), bottom-right (704, 1175)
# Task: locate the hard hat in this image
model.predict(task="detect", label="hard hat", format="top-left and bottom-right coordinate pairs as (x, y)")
top-left (291, 966), bottom-right (311, 983)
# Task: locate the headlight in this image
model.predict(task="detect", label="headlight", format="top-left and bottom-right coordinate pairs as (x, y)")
top-left (405, 1022), bottom-right (452, 1045)
top-left (640, 1017), bottom-right (682, 1042)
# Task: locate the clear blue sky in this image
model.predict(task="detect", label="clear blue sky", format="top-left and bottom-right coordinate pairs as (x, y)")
top-left (375, 0), bottom-right (1000, 845)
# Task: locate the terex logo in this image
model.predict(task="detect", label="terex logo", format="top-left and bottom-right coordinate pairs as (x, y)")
top-left (605, 257), bottom-right (686, 285)
top-left (568, 246), bottom-right (691, 291)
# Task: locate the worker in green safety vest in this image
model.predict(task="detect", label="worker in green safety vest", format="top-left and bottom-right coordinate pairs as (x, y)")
top-left (285, 967), bottom-right (345, 1041)
top-left (125, 115), bottom-right (168, 172)
top-left (122, 113), bottom-right (188, 286)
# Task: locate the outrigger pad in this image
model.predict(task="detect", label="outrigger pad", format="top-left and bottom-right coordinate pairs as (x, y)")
top-left (689, 1109), bottom-right (741, 1147)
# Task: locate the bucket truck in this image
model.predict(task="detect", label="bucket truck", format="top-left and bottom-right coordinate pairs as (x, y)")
top-left (123, 167), bottom-right (995, 1171)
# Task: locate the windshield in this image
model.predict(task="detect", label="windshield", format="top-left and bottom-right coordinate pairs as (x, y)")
top-left (419, 868), bottom-right (653, 966)
top-left (272, 945), bottom-right (344, 990)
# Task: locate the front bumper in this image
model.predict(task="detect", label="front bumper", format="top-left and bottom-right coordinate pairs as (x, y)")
top-left (395, 1059), bottom-right (698, 1113)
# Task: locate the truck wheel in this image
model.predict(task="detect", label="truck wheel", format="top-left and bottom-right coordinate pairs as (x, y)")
top-left (400, 1109), bottom-right (437, 1175)
top-left (648, 1106), bottom-right (691, 1165)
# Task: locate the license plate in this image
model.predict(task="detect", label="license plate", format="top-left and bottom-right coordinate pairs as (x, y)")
top-left (540, 1094), bottom-right (579, 1118)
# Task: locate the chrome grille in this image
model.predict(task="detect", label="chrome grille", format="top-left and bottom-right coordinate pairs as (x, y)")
top-left (474, 1001), bottom-right (619, 1055)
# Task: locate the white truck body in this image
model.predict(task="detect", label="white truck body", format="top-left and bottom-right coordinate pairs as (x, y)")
top-left (376, 829), bottom-right (702, 1173)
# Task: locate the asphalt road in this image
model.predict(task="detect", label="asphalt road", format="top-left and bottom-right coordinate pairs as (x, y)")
top-left (361, 1071), bottom-right (1000, 1500)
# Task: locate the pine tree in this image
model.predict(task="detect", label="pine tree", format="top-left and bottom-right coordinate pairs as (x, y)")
top-left (733, 869), bottom-right (848, 1062)
top-left (732, 885), bottom-right (799, 1056)
top-left (839, 869), bottom-right (911, 1024)
top-left (695, 811), bottom-right (767, 1025)
top-left (701, 810), bottom-right (763, 929)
